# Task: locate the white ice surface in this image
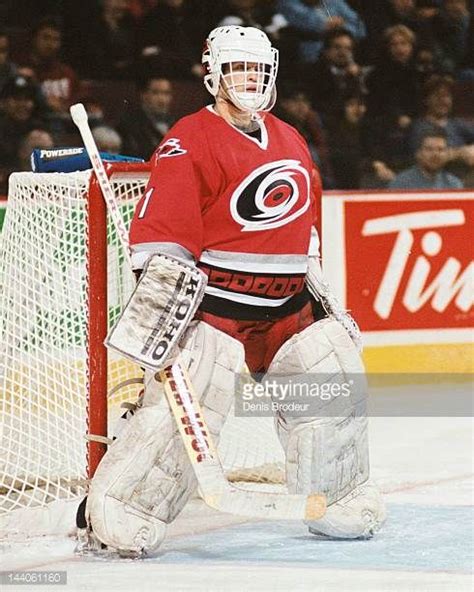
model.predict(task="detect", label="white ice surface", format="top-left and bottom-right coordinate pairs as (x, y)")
top-left (1, 389), bottom-right (473, 592)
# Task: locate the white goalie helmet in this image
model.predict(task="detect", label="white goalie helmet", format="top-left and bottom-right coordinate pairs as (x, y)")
top-left (202, 26), bottom-right (279, 114)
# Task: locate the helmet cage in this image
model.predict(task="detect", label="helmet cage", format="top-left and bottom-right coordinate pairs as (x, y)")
top-left (203, 27), bottom-right (279, 114)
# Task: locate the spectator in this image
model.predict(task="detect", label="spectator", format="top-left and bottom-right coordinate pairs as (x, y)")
top-left (432, 0), bottom-right (471, 73)
top-left (363, 25), bottom-right (425, 187)
top-left (326, 93), bottom-right (368, 188)
top-left (138, 0), bottom-right (206, 79)
top-left (306, 28), bottom-right (367, 118)
top-left (367, 0), bottom-right (420, 47)
top-left (18, 18), bottom-right (80, 123)
top-left (117, 76), bottom-right (177, 160)
top-left (92, 126), bottom-right (123, 154)
top-left (388, 130), bottom-right (464, 188)
top-left (277, 0), bottom-right (366, 65)
top-left (346, 1), bottom-right (394, 61)
top-left (0, 76), bottom-right (48, 170)
top-left (414, 43), bottom-right (440, 76)
top-left (409, 75), bottom-right (474, 169)
top-left (76, 0), bottom-right (138, 79)
top-left (366, 24), bottom-right (423, 122)
top-left (0, 29), bottom-right (18, 96)
top-left (361, 113), bottom-right (416, 187)
top-left (17, 128), bottom-right (54, 171)
top-left (81, 98), bottom-right (108, 130)
top-left (274, 84), bottom-right (334, 187)
top-left (0, 76), bottom-right (49, 193)
top-left (387, 0), bottom-right (419, 28)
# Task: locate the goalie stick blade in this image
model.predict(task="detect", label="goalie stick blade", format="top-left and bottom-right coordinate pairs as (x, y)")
top-left (161, 363), bottom-right (327, 521)
top-left (203, 489), bottom-right (326, 521)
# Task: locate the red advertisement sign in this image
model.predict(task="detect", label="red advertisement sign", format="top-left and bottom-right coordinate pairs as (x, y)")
top-left (344, 196), bottom-right (473, 332)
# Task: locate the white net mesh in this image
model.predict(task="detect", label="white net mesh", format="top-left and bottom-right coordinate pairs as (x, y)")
top-left (0, 169), bottom-right (284, 538)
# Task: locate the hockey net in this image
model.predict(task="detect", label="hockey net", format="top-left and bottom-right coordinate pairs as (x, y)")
top-left (0, 165), bottom-right (285, 539)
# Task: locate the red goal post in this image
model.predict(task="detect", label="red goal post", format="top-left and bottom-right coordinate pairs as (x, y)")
top-left (86, 162), bottom-right (150, 479)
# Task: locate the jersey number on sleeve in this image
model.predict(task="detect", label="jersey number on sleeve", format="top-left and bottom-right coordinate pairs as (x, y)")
top-left (138, 187), bottom-right (154, 219)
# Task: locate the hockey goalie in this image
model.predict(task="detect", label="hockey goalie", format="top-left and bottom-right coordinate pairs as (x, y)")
top-left (80, 25), bottom-right (386, 555)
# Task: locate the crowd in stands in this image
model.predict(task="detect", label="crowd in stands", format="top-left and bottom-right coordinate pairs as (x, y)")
top-left (0, 0), bottom-right (473, 195)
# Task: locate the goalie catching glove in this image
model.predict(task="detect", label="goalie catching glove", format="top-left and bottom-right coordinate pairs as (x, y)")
top-left (306, 255), bottom-right (363, 352)
top-left (105, 253), bottom-right (207, 370)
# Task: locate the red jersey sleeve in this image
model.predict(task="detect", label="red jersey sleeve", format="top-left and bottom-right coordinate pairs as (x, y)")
top-left (129, 118), bottom-right (205, 261)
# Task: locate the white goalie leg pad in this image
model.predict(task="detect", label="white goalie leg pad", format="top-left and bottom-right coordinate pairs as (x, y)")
top-left (268, 317), bottom-right (385, 538)
top-left (86, 321), bottom-right (245, 555)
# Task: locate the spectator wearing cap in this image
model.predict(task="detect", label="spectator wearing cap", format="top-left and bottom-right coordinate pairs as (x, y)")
top-left (0, 76), bottom-right (50, 193)
top-left (388, 130), bottom-right (464, 188)
top-left (0, 76), bottom-right (49, 169)
top-left (409, 75), bottom-right (474, 170)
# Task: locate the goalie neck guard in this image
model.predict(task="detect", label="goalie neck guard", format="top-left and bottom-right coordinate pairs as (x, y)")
top-left (202, 26), bottom-right (279, 115)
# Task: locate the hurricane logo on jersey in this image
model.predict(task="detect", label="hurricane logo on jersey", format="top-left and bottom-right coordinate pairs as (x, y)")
top-left (230, 160), bottom-right (310, 231)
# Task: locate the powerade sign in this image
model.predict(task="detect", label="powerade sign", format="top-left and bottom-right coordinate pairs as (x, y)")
top-left (40, 148), bottom-right (84, 159)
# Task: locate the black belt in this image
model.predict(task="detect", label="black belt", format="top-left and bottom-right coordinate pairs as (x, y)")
top-left (198, 286), bottom-right (326, 321)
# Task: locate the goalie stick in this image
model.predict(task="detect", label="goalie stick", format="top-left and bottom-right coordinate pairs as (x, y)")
top-left (70, 102), bottom-right (327, 522)
top-left (162, 363), bottom-right (325, 520)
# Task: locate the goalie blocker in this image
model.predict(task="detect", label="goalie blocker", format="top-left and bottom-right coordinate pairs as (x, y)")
top-left (105, 252), bottom-right (207, 371)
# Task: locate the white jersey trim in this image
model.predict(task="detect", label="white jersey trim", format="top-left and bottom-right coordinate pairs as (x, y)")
top-left (199, 250), bottom-right (308, 274)
top-left (131, 242), bottom-right (194, 270)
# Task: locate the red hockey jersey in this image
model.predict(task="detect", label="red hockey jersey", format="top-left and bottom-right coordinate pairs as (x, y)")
top-left (129, 106), bottom-right (322, 314)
